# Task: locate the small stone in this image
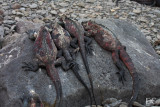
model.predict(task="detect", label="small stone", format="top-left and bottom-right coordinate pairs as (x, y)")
top-left (86, 0), bottom-right (95, 3)
top-left (0, 26), bottom-right (4, 38)
top-left (29, 3), bottom-right (38, 9)
top-left (152, 28), bottom-right (158, 33)
top-left (11, 3), bottom-right (21, 9)
top-left (157, 34), bottom-right (160, 39)
top-left (3, 20), bottom-right (16, 25)
top-left (50, 10), bottom-right (57, 15)
top-left (157, 50), bottom-right (160, 55)
top-left (133, 8), bottom-right (141, 14)
top-left (33, 18), bottom-right (44, 24)
top-left (71, 14), bottom-right (77, 18)
top-left (153, 10), bottom-right (160, 17)
top-left (12, 10), bottom-right (16, 15)
top-left (0, 9), bottom-right (4, 15)
top-left (138, 17), bottom-right (148, 23)
top-left (16, 12), bottom-right (23, 16)
top-left (102, 98), bottom-right (117, 105)
top-left (77, 2), bottom-right (85, 8)
top-left (38, 1), bottom-right (43, 5)
top-left (37, 10), bottom-right (46, 15)
top-left (59, 2), bottom-right (69, 7)
top-left (59, 8), bottom-right (67, 13)
top-left (133, 101), bottom-right (145, 107)
top-left (50, 2), bottom-right (56, 9)
top-left (85, 105), bottom-right (102, 107)
top-left (155, 98), bottom-right (160, 105)
top-left (146, 36), bottom-right (152, 41)
top-left (20, 7), bottom-right (25, 11)
top-left (119, 102), bottom-right (128, 107)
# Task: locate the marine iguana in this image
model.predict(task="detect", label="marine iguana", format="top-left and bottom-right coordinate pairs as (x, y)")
top-left (51, 22), bottom-right (93, 106)
top-left (82, 20), bottom-right (139, 107)
top-left (22, 26), bottom-right (73, 107)
top-left (58, 15), bottom-right (97, 106)
top-left (113, 0), bottom-right (158, 6)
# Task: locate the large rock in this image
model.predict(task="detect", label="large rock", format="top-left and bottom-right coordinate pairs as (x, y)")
top-left (0, 19), bottom-right (160, 107)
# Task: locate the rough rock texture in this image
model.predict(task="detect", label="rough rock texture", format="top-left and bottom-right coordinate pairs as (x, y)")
top-left (0, 19), bottom-right (160, 107)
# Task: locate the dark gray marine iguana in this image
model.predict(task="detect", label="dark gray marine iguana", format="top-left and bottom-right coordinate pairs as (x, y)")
top-left (82, 20), bottom-right (139, 107)
top-left (113, 0), bottom-right (160, 6)
top-left (51, 22), bottom-right (93, 107)
top-left (58, 15), bottom-right (97, 106)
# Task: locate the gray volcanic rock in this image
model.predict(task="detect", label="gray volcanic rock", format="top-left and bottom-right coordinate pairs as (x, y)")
top-left (0, 19), bottom-right (160, 107)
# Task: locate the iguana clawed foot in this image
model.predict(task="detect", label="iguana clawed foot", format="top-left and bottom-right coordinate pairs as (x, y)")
top-left (85, 44), bottom-right (93, 55)
top-left (22, 62), bottom-right (39, 72)
top-left (116, 70), bottom-right (126, 85)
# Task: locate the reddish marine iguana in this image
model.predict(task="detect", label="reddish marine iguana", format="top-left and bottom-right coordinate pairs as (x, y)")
top-left (59, 16), bottom-right (97, 106)
top-left (82, 20), bottom-right (139, 107)
top-left (22, 26), bottom-right (72, 107)
top-left (51, 22), bottom-right (93, 106)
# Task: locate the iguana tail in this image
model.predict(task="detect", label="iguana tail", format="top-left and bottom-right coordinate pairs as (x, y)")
top-left (46, 64), bottom-right (62, 107)
top-left (71, 63), bottom-right (93, 107)
top-left (119, 47), bottom-right (139, 107)
top-left (79, 41), bottom-right (97, 106)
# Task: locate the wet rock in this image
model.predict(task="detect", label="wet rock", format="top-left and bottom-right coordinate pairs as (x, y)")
top-left (1, 19), bottom-right (160, 107)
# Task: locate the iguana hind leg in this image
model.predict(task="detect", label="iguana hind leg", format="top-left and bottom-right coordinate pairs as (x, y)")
top-left (112, 50), bottom-right (126, 84)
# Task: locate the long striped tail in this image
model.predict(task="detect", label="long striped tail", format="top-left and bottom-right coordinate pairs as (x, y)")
top-left (119, 47), bottom-right (139, 107)
top-left (71, 63), bottom-right (93, 106)
top-left (79, 42), bottom-right (97, 106)
top-left (46, 64), bottom-right (62, 107)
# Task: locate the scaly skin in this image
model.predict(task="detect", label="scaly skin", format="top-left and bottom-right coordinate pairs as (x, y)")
top-left (113, 0), bottom-right (157, 6)
top-left (82, 21), bottom-right (139, 107)
top-left (51, 22), bottom-right (93, 106)
top-left (26, 26), bottom-right (62, 107)
top-left (59, 16), bottom-right (97, 106)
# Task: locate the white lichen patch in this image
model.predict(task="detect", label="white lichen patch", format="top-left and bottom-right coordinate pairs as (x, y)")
top-left (0, 46), bottom-right (21, 69)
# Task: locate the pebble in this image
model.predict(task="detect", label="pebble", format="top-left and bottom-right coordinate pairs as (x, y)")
top-left (119, 102), bottom-right (128, 107)
top-left (3, 20), bottom-right (16, 25)
top-left (154, 99), bottom-right (160, 105)
top-left (0, 9), bottom-right (4, 15)
top-left (29, 3), bottom-right (38, 9)
top-left (133, 8), bottom-right (141, 14)
top-left (0, 26), bottom-right (4, 38)
top-left (11, 3), bottom-right (21, 9)
top-left (50, 10), bottom-right (57, 15)
top-left (146, 36), bottom-right (152, 41)
top-left (86, 0), bottom-right (95, 3)
top-left (133, 101), bottom-right (145, 107)
top-left (59, 8), bottom-right (67, 13)
top-left (59, 2), bottom-right (69, 7)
